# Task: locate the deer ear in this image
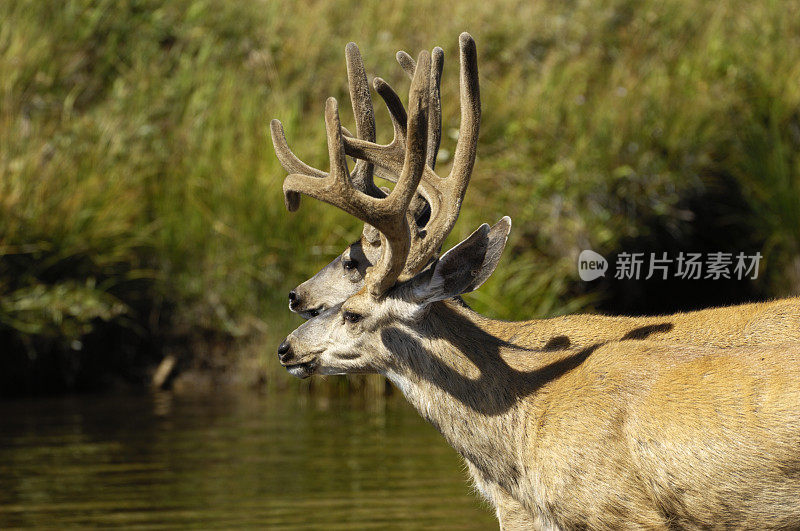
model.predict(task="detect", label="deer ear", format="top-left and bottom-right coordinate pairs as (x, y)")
top-left (410, 217), bottom-right (511, 303)
top-left (464, 216), bottom-right (511, 292)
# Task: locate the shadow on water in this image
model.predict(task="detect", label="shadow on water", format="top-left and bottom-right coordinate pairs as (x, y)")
top-left (0, 391), bottom-right (496, 529)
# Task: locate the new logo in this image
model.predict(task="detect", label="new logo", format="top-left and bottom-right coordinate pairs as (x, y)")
top-left (578, 250), bottom-right (608, 281)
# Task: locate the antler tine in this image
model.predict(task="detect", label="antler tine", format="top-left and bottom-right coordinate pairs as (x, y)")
top-left (345, 42), bottom-right (383, 198)
top-left (283, 51), bottom-right (431, 297)
top-left (345, 45), bottom-right (442, 174)
top-left (397, 47), bottom-right (444, 169)
top-left (270, 120), bottom-right (324, 211)
top-left (269, 120), bottom-right (327, 179)
top-left (396, 50), bottom-right (417, 77)
top-left (344, 44), bottom-right (428, 243)
top-left (390, 47), bottom-right (443, 227)
top-left (402, 33), bottom-right (480, 274)
top-left (342, 77), bottom-right (407, 176)
top-left (429, 47), bottom-right (444, 170)
top-left (374, 77), bottom-right (408, 144)
top-left (447, 32), bottom-right (480, 205)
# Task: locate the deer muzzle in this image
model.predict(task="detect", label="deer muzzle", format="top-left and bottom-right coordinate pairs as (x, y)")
top-left (277, 336), bottom-right (319, 379)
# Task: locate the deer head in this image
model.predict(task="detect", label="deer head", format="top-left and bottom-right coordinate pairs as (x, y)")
top-left (277, 217), bottom-right (511, 378)
top-left (272, 33), bottom-right (482, 317)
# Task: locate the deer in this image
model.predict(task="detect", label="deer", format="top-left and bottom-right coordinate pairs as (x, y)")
top-left (271, 34), bottom-right (800, 529)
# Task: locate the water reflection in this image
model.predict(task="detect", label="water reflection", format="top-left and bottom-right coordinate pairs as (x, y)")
top-left (0, 390), bottom-right (495, 529)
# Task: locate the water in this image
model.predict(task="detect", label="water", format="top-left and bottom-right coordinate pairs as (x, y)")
top-left (0, 390), bottom-right (496, 529)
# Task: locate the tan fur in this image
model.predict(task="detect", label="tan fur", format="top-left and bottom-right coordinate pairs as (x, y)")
top-left (290, 248), bottom-right (800, 528)
top-left (479, 297), bottom-right (800, 350)
top-left (401, 301), bottom-right (800, 529)
top-left (453, 298), bottom-right (800, 528)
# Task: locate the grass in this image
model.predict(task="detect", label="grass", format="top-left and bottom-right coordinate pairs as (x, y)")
top-left (1, 0), bottom-right (799, 394)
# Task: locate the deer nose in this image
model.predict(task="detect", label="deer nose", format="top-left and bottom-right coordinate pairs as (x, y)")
top-left (277, 340), bottom-right (293, 363)
top-left (288, 290), bottom-right (297, 303)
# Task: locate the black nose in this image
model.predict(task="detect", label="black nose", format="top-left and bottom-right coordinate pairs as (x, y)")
top-left (277, 340), bottom-right (292, 362)
top-left (288, 290), bottom-right (297, 303)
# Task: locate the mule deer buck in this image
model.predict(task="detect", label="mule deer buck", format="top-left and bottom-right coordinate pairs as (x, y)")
top-left (272, 34), bottom-right (800, 529)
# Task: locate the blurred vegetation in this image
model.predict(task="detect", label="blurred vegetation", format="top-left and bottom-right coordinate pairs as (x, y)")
top-left (1, 0), bottom-right (799, 395)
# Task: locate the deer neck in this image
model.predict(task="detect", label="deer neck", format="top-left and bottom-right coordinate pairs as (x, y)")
top-left (381, 300), bottom-right (534, 496)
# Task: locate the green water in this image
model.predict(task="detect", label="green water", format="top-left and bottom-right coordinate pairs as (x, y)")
top-left (0, 390), bottom-right (496, 529)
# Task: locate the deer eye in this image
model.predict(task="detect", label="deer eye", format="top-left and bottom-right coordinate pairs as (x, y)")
top-left (343, 258), bottom-right (358, 271)
top-left (343, 311), bottom-right (362, 324)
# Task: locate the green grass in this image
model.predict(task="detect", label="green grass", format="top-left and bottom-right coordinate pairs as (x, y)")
top-left (2, 0), bottom-right (800, 394)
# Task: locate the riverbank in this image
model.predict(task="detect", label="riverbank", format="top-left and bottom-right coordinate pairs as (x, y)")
top-left (2, 0), bottom-right (799, 396)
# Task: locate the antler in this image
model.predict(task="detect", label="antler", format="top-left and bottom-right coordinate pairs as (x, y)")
top-left (343, 32), bottom-right (480, 275)
top-left (272, 41), bottom-right (422, 247)
top-left (396, 46), bottom-right (443, 170)
top-left (277, 51), bottom-right (432, 297)
top-left (344, 42), bottom-right (383, 198)
top-left (271, 34), bottom-right (480, 292)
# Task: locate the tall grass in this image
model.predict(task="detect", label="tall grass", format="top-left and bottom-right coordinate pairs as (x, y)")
top-left (1, 0), bottom-right (799, 394)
